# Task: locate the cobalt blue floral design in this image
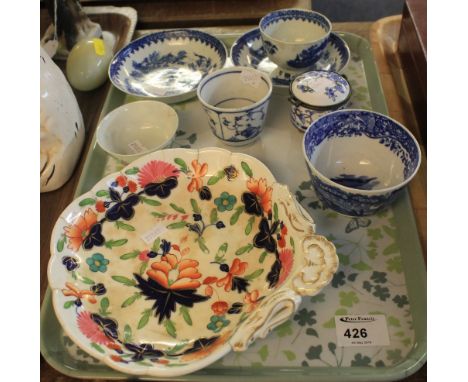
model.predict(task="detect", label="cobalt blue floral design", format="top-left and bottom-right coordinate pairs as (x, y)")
top-left (310, 174), bottom-right (401, 216)
top-left (109, 29), bottom-right (227, 97)
top-left (231, 29), bottom-right (350, 86)
top-left (330, 174), bottom-right (380, 190)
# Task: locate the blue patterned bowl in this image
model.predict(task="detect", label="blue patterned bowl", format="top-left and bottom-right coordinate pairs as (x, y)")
top-left (109, 29), bottom-right (227, 103)
top-left (259, 9), bottom-right (332, 72)
top-left (302, 110), bottom-right (421, 216)
top-left (231, 28), bottom-right (350, 87)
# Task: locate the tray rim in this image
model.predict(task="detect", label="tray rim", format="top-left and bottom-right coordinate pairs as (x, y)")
top-left (41, 30), bottom-right (427, 382)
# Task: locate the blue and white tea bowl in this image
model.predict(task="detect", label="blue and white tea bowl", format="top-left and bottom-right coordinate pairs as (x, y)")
top-left (109, 29), bottom-right (227, 103)
top-left (197, 67), bottom-right (272, 146)
top-left (259, 9), bottom-right (332, 72)
top-left (231, 28), bottom-right (350, 87)
top-left (302, 110), bottom-right (421, 216)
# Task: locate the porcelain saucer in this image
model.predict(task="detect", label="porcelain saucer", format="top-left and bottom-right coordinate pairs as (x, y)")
top-left (230, 28), bottom-right (350, 87)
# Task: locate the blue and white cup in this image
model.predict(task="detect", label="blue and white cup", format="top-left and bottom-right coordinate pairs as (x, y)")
top-left (197, 67), bottom-right (273, 146)
top-left (259, 8), bottom-right (332, 72)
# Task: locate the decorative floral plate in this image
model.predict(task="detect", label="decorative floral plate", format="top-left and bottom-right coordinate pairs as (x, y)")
top-left (230, 28), bottom-right (350, 87)
top-left (109, 30), bottom-right (228, 103)
top-left (48, 147), bottom-right (338, 377)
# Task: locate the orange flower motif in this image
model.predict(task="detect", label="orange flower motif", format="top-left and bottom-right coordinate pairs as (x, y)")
top-left (64, 209), bottom-right (98, 252)
top-left (244, 290), bottom-right (261, 313)
top-left (146, 255), bottom-right (202, 290)
top-left (62, 282), bottom-right (97, 304)
top-left (216, 258), bottom-right (248, 292)
top-left (211, 301), bottom-right (229, 315)
top-left (95, 200), bottom-right (106, 213)
top-left (128, 180), bottom-right (137, 193)
top-left (278, 249), bottom-right (294, 286)
top-left (111, 355), bottom-right (123, 362)
top-left (187, 159), bottom-right (208, 192)
top-left (247, 177), bottom-right (273, 213)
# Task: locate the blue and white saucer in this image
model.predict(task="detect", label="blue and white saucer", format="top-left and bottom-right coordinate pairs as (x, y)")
top-left (230, 28), bottom-right (350, 87)
top-left (109, 29), bottom-right (228, 103)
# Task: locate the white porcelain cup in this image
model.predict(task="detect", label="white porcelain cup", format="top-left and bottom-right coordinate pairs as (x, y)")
top-left (197, 67), bottom-right (273, 145)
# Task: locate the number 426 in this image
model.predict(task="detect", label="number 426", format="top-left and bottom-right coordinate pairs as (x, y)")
top-left (344, 328), bottom-right (368, 338)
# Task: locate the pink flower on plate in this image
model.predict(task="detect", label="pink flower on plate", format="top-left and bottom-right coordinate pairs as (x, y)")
top-left (278, 248), bottom-right (294, 286)
top-left (77, 311), bottom-right (112, 345)
top-left (138, 160), bottom-right (180, 188)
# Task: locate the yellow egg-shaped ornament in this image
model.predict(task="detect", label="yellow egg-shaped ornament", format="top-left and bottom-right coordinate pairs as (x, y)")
top-left (66, 38), bottom-right (113, 91)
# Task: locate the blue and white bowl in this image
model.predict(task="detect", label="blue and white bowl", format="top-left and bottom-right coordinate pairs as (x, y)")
top-left (109, 29), bottom-right (227, 103)
top-left (302, 110), bottom-right (421, 216)
top-left (259, 9), bottom-right (332, 72)
top-left (231, 28), bottom-right (350, 87)
top-left (197, 67), bottom-right (272, 146)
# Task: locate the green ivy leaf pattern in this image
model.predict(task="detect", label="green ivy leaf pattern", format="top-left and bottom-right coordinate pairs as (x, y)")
top-left (274, 320), bottom-right (293, 337)
top-left (351, 353), bottom-right (371, 367)
top-left (339, 291), bottom-right (359, 307)
top-left (305, 345), bottom-right (322, 360)
top-left (258, 345), bottom-right (269, 361)
top-left (240, 161), bottom-right (253, 178)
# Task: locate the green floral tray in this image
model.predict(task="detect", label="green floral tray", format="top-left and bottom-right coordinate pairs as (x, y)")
top-left (41, 32), bottom-right (426, 381)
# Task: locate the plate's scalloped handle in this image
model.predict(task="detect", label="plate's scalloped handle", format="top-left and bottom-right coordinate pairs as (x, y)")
top-left (292, 234), bottom-right (339, 296)
top-left (229, 289), bottom-right (301, 351)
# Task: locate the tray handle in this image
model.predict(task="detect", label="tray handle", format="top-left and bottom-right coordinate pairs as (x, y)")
top-left (229, 288), bottom-right (301, 351)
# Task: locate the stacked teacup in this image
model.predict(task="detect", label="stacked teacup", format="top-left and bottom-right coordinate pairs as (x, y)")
top-left (259, 9), bottom-right (332, 74)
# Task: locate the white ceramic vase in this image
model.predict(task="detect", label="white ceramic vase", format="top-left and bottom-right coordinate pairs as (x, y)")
top-left (40, 46), bottom-right (85, 192)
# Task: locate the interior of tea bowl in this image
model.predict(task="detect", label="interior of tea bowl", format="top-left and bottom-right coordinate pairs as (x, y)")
top-left (302, 109), bottom-right (421, 216)
top-left (96, 100), bottom-right (178, 164)
top-left (259, 8), bottom-right (331, 71)
top-left (48, 147), bottom-right (335, 377)
top-left (197, 67), bottom-right (273, 146)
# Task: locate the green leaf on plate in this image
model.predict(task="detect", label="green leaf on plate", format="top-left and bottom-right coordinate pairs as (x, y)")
top-left (207, 170), bottom-right (225, 185)
top-left (180, 306), bottom-right (193, 326)
top-left (382, 225), bottom-right (396, 239)
top-left (235, 243), bottom-right (253, 256)
top-left (124, 324), bottom-right (133, 343)
top-left (120, 250), bottom-right (140, 260)
top-left (121, 293), bottom-right (142, 308)
top-left (115, 221), bottom-right (135, 231)
top-left (138, 309), bottom-right (151, 330)
top-left (197, 237), bottom-right (209, 254)
top-left (328, 342), bottom-right (337, 355)
top-left (215, 242), bottom-right (228, 262)
top-left (105, 239), bottom-right (128, 249)
top-left (339, 291), bottom-right (359, 307)
top-left (112, 275), bottom-right (136, 286)
top-left (387, 316), bottom-right (401, 327)
top-left (230, 206), bottom-right (244, 225)
top-left (56, 235), bottom-right (66, 252)
top-left (140, 196), bottom-right (161, 206)
top-left (174, 158), bottom-right (188, 173)
top-left (139, 261), bottom-right (148, 276)
top-left (210, 208), bottom-right (218, 224)
top-left (164, 319), bottom-right (177, 338)
top-left (305, 345), bottom-right (322, 360)
top-left (90, 342), bottom-right (105, 353)
top-left (241, 161), bottom-right (253, 178)
top-left (383, 242), bottom-right (399, 256)
top-left (80, 276), bottom-right (95, 285)
top-left (151, 212), bottom-right (167, 218)
top-left (79, 198), bottom-right (96, 207)
top-left (96, 190), bottom-right (110, 197)
top-left (152, 238), bottom-right (161, 252)
top-left (258, 345), bottom-right (269, 361)
top-left (273, 203), bottom-right (279, 221)
top-left (245, 216), bottom-right (255, 235)
top-left (165, 340), bottom-right (188, 355)
top-left (283, 350), bottom-right (296, 361)
top-left (63, 300), bottom-right (74, 309)
top-left (124, 167), bottom-right (139, 175)
top-left (259, 251), bottom-right (268, 263)
top-left (167, 221), bottom-right (188, 229)
top-left (190, 198), bottom-right (201, 214)
top-left (245, 269), bottom-right (263, 280)
top-left (170, 203), bottom-right (186, 214)
top-left (100, 297), bottom-right (110, 314)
